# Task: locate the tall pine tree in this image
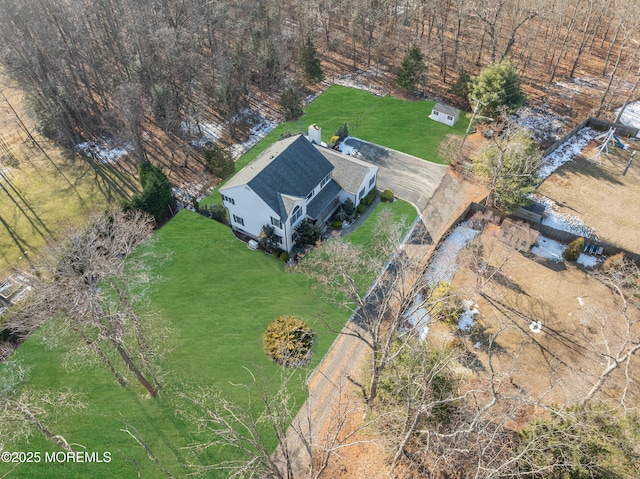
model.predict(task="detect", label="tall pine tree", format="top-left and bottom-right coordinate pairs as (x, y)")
top-left (395, 47), bottom-right (425, 91)
top-left (300, 36), bottom-right (324, 85)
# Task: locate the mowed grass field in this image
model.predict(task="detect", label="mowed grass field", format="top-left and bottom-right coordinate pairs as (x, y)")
top-left (0, 76), bottom-right (140, 276)
top-left (202, 85), bottom-right (466, 209)
top-left (0, 201), bottom-right (417, 478)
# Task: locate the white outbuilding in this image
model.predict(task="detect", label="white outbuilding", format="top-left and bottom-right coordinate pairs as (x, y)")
top-left (430, 103), bottom-right (461, 127)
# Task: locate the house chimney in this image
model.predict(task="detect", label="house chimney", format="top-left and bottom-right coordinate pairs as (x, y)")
top-left (308, 124), bottom-right (322, 145)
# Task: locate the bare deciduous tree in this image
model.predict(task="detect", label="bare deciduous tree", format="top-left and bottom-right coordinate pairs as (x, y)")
top-left (0, 361), bottom-right (84, 453)
top-left (296, 210), bottom-right (465, 410)
top-left (176, 368), bottom-right (371, 478)
top-left (8, 209), bottom-right (166, 397)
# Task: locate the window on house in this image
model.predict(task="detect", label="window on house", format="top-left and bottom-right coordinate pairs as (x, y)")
top-left (222, 195), bottom-right (235, 205)
top-left (433, 111), bottom-right (439, 116)
top-left (307, 190), bottom-right (314, 200)
top-left (359, 187), bottom-right (366, 199)
top-left (289, 206), bottom-right (302, 226)
top-left (447, 115), bottom-right (453, 121)
top-left (368, 175), bottom-right (375, 188)
top-left (271, 217), bottom-right (282, 229)
top-left (233, 215), bottom-right (244, 226)
top-left (320, 173), bottom-right (331, 188)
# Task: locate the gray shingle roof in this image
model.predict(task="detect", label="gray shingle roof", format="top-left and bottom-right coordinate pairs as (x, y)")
top-left (220, 135), bottom-right (334, 220)
top-left (432, 103), bottom-right (461, 118)
top-left (316, 147), bottom-right (376, 195)
top-left (307, 180), bottom-right (342, 219)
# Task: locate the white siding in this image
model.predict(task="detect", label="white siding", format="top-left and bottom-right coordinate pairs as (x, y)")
top-left (221, 185), bottom-right (281, 242)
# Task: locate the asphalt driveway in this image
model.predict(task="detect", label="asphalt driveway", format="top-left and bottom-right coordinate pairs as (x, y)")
top-left (342, 138), bottom-right (449, 211)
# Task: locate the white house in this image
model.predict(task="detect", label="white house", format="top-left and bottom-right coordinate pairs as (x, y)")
top-left (219, 134), bottom-right (378, 252)
top-left (430, 103), bottom-right (461, 127)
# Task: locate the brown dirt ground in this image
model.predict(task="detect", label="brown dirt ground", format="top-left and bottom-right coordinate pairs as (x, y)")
top-left (537, 140), bottom-right (640, 254)
top-left (447, 224), bottom-right (640, 406)
top-left (315, 221), bottom-right (640, 479)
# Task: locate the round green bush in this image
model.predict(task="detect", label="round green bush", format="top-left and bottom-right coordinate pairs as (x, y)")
top-left (263, 316), bottom-right (315, 367)
top-left (331, 220), bottom-right (343, 229)
top-left (279, 252), bottom-right (289, 262)
top-left (381, 189), bottom-right (395, 203)
top-left (357, 203), bottom-right (367, 214)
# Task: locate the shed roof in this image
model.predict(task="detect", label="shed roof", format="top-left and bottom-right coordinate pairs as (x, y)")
top-left (432, 103), bottom-right (461, 117)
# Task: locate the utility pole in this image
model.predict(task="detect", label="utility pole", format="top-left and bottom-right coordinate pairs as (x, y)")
top-left (460, 98), bottom-right (490, 154)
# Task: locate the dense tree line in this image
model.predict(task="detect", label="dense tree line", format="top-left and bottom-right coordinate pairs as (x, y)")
top-left (0, 0), bottom-right (638, 157)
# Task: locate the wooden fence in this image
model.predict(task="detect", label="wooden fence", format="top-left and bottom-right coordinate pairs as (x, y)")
top-left (466, 202), bottom-right (640, 265)
top-left (543, 117), bottom-right (639, 157)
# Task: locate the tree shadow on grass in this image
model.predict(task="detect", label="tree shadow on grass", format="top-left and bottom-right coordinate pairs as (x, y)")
top-left (555, 156), bottom-right (625, 186)
top-left (0, 214), bottom-right (35, 269)
top-left (66, 149), bottom-right (140, 203)
top-left (0, 170), bottom-right (54, 239)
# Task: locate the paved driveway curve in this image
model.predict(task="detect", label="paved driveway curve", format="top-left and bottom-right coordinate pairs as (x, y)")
top-left (342, 138), bottom-right (449, 211)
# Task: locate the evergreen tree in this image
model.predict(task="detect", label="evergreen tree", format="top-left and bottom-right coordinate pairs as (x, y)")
top-left (124, 162), bottom-right (173, 223)
top-left (280, 87), bottom-right (304, 121)
top-left (204, 142), bottom-right (235, 180)
top-left (294, 219), bottom-right (319, 247)
top-left (448, 71), bottom-right (472, 101)
top-left (395, 46), bottom-right (425, 91)
top-left (299, 36), bottom-right (324, 85)
top-left (469, 59), bottom-right (526, 117)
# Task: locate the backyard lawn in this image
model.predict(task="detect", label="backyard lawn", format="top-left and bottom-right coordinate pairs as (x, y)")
top-left (202, 85), bottom-right (465, 209)
top-left (0, 200), bottom-right (417, 478)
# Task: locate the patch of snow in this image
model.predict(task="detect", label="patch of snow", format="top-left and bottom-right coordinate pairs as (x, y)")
top-left (403, 293), bottom-right (430, 341)
top-left (74, 138), bottom-right (130, 164)
top-left (577, 296), bottom-right (584, 307)
top-left (532, 195), bottom-right (596, 237)
top-left (334, 70), bottom-right (389, 96)
top-left (181, 110), bottom-right (276, 159)
top-left (424, 223), bottom-right (480, 285)
top-left (229, 117), bottom-right (277, 159)
top-left (529, 320), bottom-right (543, 334)
top-left (181, 120), bottom-right (223, 148)
top-left (614, 100), bottom-right (640, 130)
top-left (458, 300), bottom-right (479, 331)
top-left (172, 182), bottom-right (215, 211)
top-left (531, 235), bottom-right (565, 262)
top-left (539, 127), bottom-right (599, 179)
top-left (511, 106), bottom-right (569, 144)
top-left (577, 253), bottom-right (599, 268)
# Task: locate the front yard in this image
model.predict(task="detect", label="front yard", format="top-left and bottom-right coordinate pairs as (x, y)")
top-left (1, 200), bottom-right (416, 478)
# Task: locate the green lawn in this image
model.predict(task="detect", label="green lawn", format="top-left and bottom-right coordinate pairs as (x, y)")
top-left (201, 85), bottom-right (465, 209)
top-left (1, 199), bottom-right (416, 478)
top-left (0, 148), bottom-right (140, 277)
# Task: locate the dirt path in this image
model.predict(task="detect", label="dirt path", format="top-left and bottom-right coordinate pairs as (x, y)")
top-left (275, 168), bottom-right (486, 476)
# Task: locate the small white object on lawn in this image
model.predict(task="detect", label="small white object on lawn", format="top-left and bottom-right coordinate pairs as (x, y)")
top-left (529, 321), bottom-right (543, 333)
